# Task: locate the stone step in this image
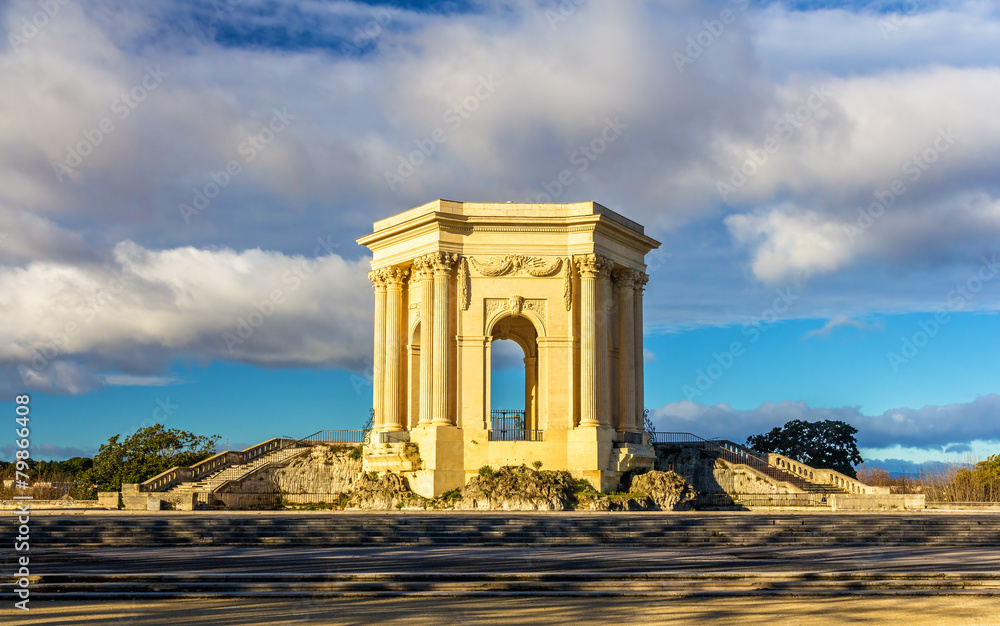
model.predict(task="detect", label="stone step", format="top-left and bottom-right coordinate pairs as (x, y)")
top-left (14, 571), bottom-right (1000, 599)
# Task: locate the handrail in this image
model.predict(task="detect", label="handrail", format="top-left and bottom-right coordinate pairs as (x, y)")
top-left (141, 426), bottom-right (377, 492)
top-left (769, 453), bottom-right (889, 495)
top-left (140, 437), bottom-right (298, 492)
top-left (653, 432), bottom-right (819, 489)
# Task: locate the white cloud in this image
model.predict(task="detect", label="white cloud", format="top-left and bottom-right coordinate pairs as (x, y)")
top-left (725, 206), bottom-right (855, 282)
top-left (650, 394), bottom-right (1000, 451)
top-left (802, 315), bottom-right (882, 340)
top-left (0, 241), bottom-right (373, 395)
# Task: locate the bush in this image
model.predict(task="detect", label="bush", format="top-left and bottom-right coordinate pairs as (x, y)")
top-left (478, 465), bottom-right (494, 478)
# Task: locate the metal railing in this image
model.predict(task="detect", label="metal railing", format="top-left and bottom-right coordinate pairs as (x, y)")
top-left (141, 426), bottom-right (370, 493)
top-left (652, 432), bottom-right (820, 490)
top-left (489, 409), bottom-right (543, 442)
top-left (298, 430), bottom-right (368, 443)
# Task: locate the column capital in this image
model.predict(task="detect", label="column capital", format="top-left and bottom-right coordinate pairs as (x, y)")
top-left (368, 271), bottom-right (387, 290)
top-left (379, 266), bottom-right (409, 287)
top-left (431, 252), bottom-right (459, 274)
top-left (412, 255), bottom-right (436, 280)
top-left (612, 268), bottom-right (640, 291)
top-left (634, 271), bottom-right (649, 291)
top-left (574, 254), bottom-right (613, 279)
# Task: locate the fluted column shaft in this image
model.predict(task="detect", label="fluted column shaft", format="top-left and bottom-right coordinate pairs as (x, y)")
top-left (416, 258), bottom-right (435, 426)
top-left (633, 272), bottom-right (648, 431)
top-left (614, 270), bottom-right (637, 432)
top-left (596, 259), bottom-right (613, 427)
top-left (382, 267), bottom-right (407, 431)
top-left (576, 255), bottom-right (600, 427)
top-left (370, 272), bottom-right (387, 430)
top-left (432, 254), bottom-right (456, 426)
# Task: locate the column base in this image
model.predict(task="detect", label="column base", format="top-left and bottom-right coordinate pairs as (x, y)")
top-left (407, 425), bottom-right (464, 498)
top-left (567, 426), bottom-right (616, 492)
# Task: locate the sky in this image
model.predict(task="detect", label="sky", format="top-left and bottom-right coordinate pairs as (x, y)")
top-left (1, 0), bottom-right (998, 471)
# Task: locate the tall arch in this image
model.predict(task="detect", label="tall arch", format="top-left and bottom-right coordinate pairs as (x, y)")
top-left (486, 314), bottom-right (540, 436)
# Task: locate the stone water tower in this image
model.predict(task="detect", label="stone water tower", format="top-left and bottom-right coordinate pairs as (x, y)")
top-left (357, 200), bottom-right (660, 497)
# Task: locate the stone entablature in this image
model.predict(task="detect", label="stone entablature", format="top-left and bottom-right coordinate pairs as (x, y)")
top-left (358, 200), bottom-right (660, 497)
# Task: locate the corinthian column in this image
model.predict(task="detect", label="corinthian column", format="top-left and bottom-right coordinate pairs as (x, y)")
top-left (369, 271), bottom-right (387, 430)
top-left (432, 253), bottom-right (457, 426)
top-left (382, 267), bottom-right (408, 431)
top-left (614, 269), bottom-right (637, 433)
top-left (413, 256), bottom-right (435, 426)
top-left (576, 255), bottom-right (600, 427)
top-left (633, 271), bottom-right (648, 431)
top-left (596, 257), bottom-right (613, 427)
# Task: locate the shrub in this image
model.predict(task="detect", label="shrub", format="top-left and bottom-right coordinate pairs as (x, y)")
top-left (478, 465), bottom-right (494, 478)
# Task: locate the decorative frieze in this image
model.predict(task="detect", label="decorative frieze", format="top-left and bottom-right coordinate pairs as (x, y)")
top-left (458, 257), bottom-right (470, 310)
top-left (470, 255), bottom-right (563, 277)
top-left (485, 297), bottom-right (547, 326)
top-left (563, 257), bottom-right (573, 311)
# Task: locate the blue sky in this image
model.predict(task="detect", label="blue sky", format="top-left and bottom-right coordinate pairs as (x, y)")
top-left (1, 0), bottom-right (999, 470)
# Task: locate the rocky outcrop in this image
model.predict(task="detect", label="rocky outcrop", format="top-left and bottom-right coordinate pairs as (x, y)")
top-left (628, 470), bottom-right (696, 510)
top-left (230, 444), bottom-right (362, 495)
top-left (454, 466), bottom-right (579, 511)
top-left (346, 472), bottom-right (425, 510)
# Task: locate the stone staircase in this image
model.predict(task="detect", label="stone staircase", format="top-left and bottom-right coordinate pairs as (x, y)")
top-left (167, 445), bottom-right (311, 494)
top-left (655, 433), bottom-right (880, 496)
top-left (19, 513), bottom-right (1000, 548)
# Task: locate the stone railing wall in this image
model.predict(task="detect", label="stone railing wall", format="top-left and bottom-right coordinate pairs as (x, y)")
top-left (768, 453), bottom-right (890, 495)
top-left (141, 438), bottom-right (293, 492)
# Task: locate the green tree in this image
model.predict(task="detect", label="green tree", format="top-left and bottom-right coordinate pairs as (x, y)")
top-left (84, 425), bottom-right (219, 492)
top-left (746, 419), bottom-right (863, 478)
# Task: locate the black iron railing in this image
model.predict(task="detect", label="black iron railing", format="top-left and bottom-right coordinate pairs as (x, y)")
top-left (489, 409), bottom-right (543, 442)
top-left (299, 430), bottom-right (368, 443)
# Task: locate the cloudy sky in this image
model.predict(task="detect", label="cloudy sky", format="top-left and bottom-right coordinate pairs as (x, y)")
top-left (2, 0), bottom-right (998, 468)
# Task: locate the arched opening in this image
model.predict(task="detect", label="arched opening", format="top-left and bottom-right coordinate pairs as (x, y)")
top-left (486, 314), bottom-right (540, 441)
top-left (490, 339), bottom-right (525, 412)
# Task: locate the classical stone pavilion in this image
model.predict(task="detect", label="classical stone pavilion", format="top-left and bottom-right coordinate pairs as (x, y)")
top-left (357, 200), bottom-right (661, 497)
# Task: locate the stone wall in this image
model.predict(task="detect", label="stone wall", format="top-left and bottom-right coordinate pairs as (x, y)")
top-left (0, 499), bottom-right (102, 510)
top-left (829, 494), bottom-right (926, 511)
top-left (225, 444), bottom-right (363, 495)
